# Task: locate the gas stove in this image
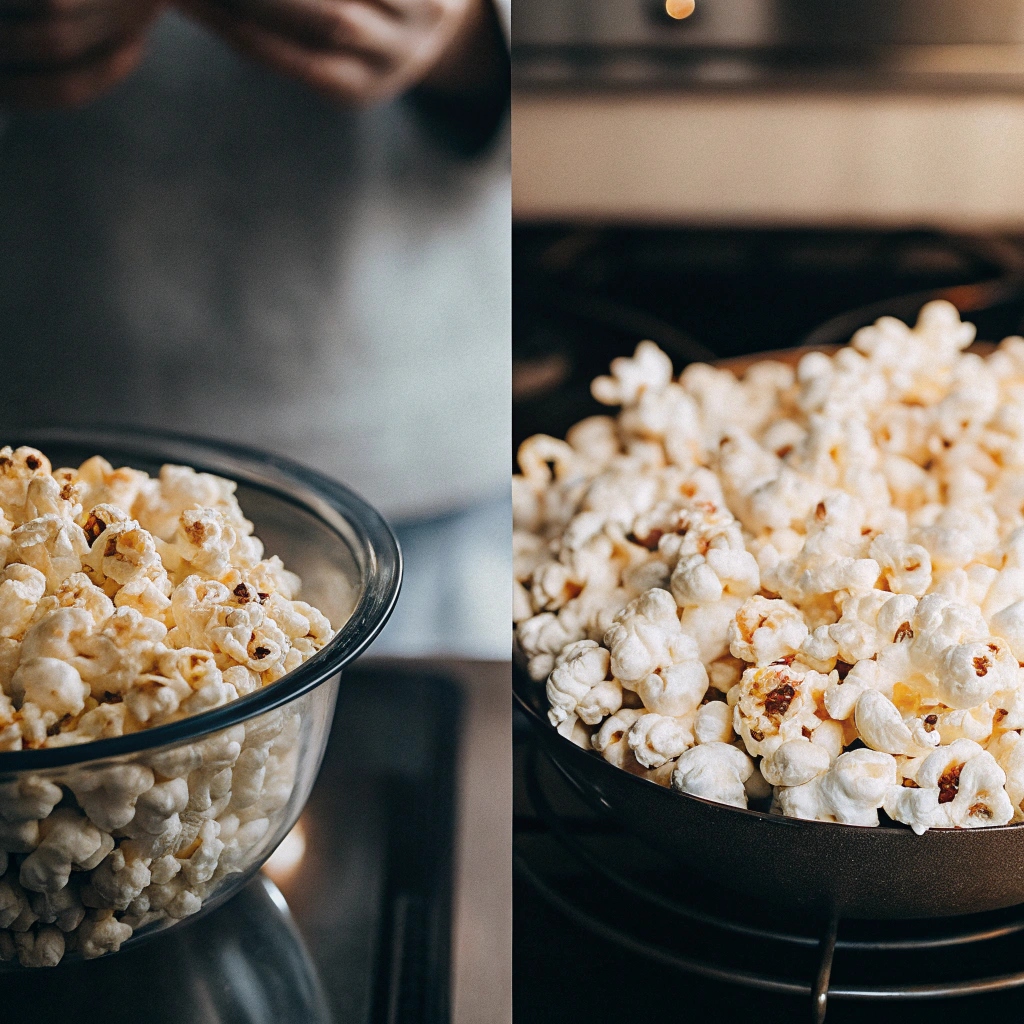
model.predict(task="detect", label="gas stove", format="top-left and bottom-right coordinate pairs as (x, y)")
top-left (512, 224), bottom-right (1024, 1022)
top-left (513, 225), bottom-right (1024, 452)
top-left (6, 664), bottom-right (462, 1024)
top-left (513, 714), bottom-right (1024, 1023)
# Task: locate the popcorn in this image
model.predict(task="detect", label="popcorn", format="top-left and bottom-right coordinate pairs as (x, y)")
top-left (694, 700), bottom-right (734, 745)
top-left (13, 925), bottom-right (64, 967)
top-left (671, 742), bottom-right (753, 808)
top-left (0, 451), bottom-right (337, 964)
top-left (30, 884), bottom-right (84, 932)
top-left (989, 601), bottom-right (1024, 660)
top-left (517, 611), bottom-right (585, 683)
top-left (602, 589), bottom-right (698, 686)
top-left (884, 739), bottom-right (1013, 833)
top-left (855, 689), bottom-right (937, 757)
top-left (0, 777), bottom-right (63, 823)
top-left (627, 713), bottom-right (694, 769)
top-left (0, 875), bottom-right (35, 930)
top-left (678, 603), bottom-right (741, 676)
top-left (546, 640), bottom-right (620, 731)
top-left (733, 662), bottom-right (828, 758)
top-left (19, 809), bottom-right (114, 895)
top-left (779, 749), bottom-right (897, 826)
top-left (728, 596), bottom-right (808, 667)
top-left (9, 515), bottom-right (89, 594)
top-left (760, 737), bottom-right (831, 787)
top-left (670, 554), bottom-right (722, 607)
top-left (76, 911), bottom-right (133, 959)
top-left (0, 565), bottom-right (47, 640)
top-left (592, 709), bottom-right (646, 770)
top-left (636, 659), bottom-right (708, 717)
top-left (81, 849), bottom-right (151, 911)
top-left (828, 590), bottom-right (893, 664)
top-left (935, 639), bottom-right (1016, 710)
top-left (592, 340), bottom-right (674, 407)
top-left (518, 303), bottom-right (1024, 836)
top-left (14, 658), bottom-right (88, 718)
top-left (992, 732), bottom-right (1024, 818)
top-left (66, 765), bottom-right (155, 832)
top-left (0, 448), bottom-right (52, 522)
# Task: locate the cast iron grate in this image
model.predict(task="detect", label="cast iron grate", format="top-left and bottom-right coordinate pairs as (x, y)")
top-left (514, 739), bottom-right (1024, 1023)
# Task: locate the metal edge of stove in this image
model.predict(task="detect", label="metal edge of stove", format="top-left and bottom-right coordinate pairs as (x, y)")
top-left (512, 0), bottom-right (1024, 93)
top-left (511, 49), bottom-right (1024, 95)
top-left (513, 734), bottom-right (1024, 1022)
top-left (357, 666), bottom-right (463, 1024)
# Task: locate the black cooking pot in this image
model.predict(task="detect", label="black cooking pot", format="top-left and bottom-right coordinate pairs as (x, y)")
top-left (514, 341), bottom-right (1024, 921)
top-left (514, 663), bottom-right (1024, 920)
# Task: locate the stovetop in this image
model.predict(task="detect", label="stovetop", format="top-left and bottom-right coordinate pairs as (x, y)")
top-left (512, 225), bottom-right (1024, 1021)
top-left (513, 714), bottom-right (1024, 1023)
top-left (6, 664), bottom-right (462, 1024)
top-left (513, 226), bottom-right (1024, 453)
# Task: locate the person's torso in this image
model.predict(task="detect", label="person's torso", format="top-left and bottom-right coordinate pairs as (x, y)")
top-left (0, 11), bottom-right (510, 521)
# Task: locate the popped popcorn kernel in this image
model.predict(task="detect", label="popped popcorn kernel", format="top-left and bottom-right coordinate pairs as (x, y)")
top-left (0, 451), bottom-right (339, 964)
top-left (517, 302), bottom-right (1024, 834)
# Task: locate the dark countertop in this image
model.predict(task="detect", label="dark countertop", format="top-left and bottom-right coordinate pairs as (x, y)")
top-left (1, 657), bottom-right (511, 1024)
top-left (367, 658), bottom-right (511, 1024)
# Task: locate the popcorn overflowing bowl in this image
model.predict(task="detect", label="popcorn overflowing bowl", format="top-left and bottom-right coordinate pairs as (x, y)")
top-left (514, 302), bottom-right (1024, 919)
top-left (0, 428), bottom-right (400, 966)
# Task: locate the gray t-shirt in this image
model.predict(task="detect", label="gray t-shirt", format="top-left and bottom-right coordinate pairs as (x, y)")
top-left (0, 10), bottom-right (510, 522)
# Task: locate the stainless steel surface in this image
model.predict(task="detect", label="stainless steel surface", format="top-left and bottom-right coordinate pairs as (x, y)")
top-left (377, 658), bottom-right (512, 1024)
top-left (514, 0), bottom-right (1024, 91)
top-left (515, 733), bottom-right (1024, 1021)
top-left (515, 0), bottom-right (1024, 49)
top-left (4, 875), bottom-right (332, 1023)
top-left (6, 660), bottom-right (486, 1023)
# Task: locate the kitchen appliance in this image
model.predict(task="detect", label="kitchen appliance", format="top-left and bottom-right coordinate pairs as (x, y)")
top-left (515, 655), bottom-right (1024, 918)
top-left (7, 663), bottom-right (461, 1024)
top-left (513, 224), bottom-right (1024, 1019)
top-left (514, 722), bottom-right (1024, 1023)
top-left (513, 0), bottom-right (1024, 93)
top-left (512, 2), bottom-right (1024, 232)
top-left (513, 226), bottom-right (1024, 450)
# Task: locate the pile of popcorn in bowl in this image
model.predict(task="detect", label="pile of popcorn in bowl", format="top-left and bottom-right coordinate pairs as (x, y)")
top-left (514, 301), bottom-right (1024, 835)
top-left (0, 447), bottom-right (336, 967)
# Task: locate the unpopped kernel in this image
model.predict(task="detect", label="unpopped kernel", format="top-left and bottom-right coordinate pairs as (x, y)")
top-left (515, 302), bottom-right (1024, 835)
top-left (0, 452), bottom-right (335, 964)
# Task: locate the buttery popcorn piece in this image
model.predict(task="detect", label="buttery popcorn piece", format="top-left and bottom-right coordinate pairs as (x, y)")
top-left (516, 302), bottom-right (1024, 836)
top-left (0, 452), bottom-right (338, 964)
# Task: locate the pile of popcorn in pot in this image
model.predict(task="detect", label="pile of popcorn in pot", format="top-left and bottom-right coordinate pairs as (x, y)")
top-left (0, 449), bottom-right (334, 966)
top-left (515, 301), bottom-right (1024, 835)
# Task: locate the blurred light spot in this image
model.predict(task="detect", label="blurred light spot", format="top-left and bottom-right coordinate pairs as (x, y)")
top-left (263, 820), bottom-right (306, 886)
top-left (666, 0), bottom-right (695, 19)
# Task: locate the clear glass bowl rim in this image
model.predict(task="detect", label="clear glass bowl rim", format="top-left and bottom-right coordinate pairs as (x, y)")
top-left (0, 424), bottom-right (401, 770)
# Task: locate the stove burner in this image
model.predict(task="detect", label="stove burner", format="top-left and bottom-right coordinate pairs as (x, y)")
top-left (513, 228), bottom-right (1024, 455)
top-left (515, 739), bottom-right (1024, 1022)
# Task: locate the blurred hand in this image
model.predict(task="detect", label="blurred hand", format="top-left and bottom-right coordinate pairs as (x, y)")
top-left (177, 0), bottom-right (504, 106)
top-left (0, 0), bottom-right (163, 107)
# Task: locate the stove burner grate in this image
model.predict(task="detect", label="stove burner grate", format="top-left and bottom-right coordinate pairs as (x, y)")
top-left (514, 740), bottom-right (1024, 1022)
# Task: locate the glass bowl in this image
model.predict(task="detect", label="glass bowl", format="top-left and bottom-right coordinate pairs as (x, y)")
top-left (0, 427), bottom-right (400, 968)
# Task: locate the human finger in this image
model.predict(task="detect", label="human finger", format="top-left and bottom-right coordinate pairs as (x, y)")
top-left (181, 0), bottom-right (400, 58)
top-left (0, 29), bottom-right (146, 106)
top-left (180, 0), bottom-right (389, 100)
top-left (0, 4), bottom-right (141, 66)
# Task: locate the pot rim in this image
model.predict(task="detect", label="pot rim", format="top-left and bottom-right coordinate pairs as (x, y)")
top-left (0, 424), bottom-right (401, 770)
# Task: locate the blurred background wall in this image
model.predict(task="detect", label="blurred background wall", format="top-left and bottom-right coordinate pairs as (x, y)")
top-left (513, 0), bottom-right (1024, 227)
top-left (511, 0), bottom-right (1024, 512)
